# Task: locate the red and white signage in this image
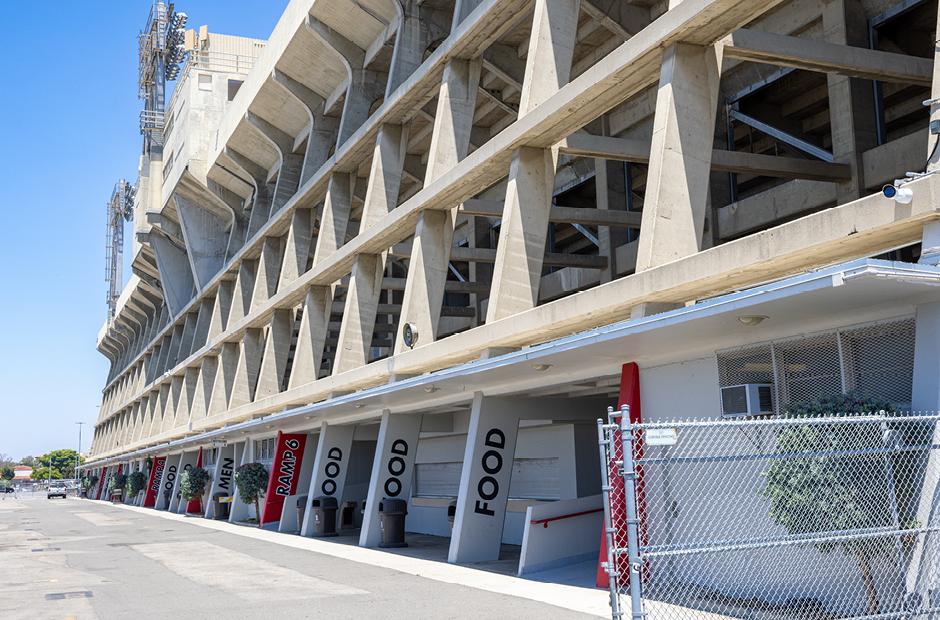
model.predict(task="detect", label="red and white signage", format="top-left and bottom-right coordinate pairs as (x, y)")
top-left (597, 362), bottom-right (644, 589)
top-left (260, 433), bottom-right (308, 525)
top-left (144, 456), bottom-right (166, 508)
top-left (185, 448), bottom-right (204, 514)
top-left (95, 466), bottom-right (109, 500)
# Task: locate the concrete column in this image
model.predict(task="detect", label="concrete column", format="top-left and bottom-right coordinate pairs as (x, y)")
top-left (387, 1), bottom-right (430, 95)
top-left (255, 309), bottom-right (292, 399)
top-left (207, 341), bottom-right (238, 417)
top-left (333, 124), bottom-right (408, 374)
top-left (920, 3), bottom-right (940, 261)
top-left (229, 328), bottom-right (264, 407)
top-left (171, 451), bottom-right (199, 514)
top-left (228, 259), bottom-right (257, 325)
top-left (205, 444), bottom-right (236, 519)
top-left (448, 393), bottom-right (522, 563)
top-left (155, 453), bottom-right (182, 511)
top-left (271, 69), bottom-right (338, 185)
top-left (300, 423), bottom-right (356, 537)
top-left (824, 0), bottom-right (878, 203)
top-left (151, 234), bottom-right (195, 317)
top-left (251, 236), bottom-right (285, 310)
top-left (359, 411), bottom-right (422, 547)
top-left (906, 302), bottom-right (940, 594)
top-left (207, 280), bottom-right (233, 341)
top-left (485, 0), bottom-right (579, 322)
top-left (634, 42), bottom-right (722, 273)
top-left (188, 356), bottom-right (216, 425)
top-left (278, 208), bottom-right (313, 290)
top-left (313, 173), bottom-right (353, 263)
top-left (174, 194), bottom-right (228, 289)
top-left (288, 286), bottom-right (332, 388)
top-left (396, 58), bottom-right (481, 352)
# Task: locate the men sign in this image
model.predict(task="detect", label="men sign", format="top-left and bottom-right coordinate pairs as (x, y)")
top-left (260, 432), bottom-right (308, 525)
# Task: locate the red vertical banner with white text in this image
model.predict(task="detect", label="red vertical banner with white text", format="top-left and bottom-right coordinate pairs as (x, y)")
top-left (185, 448), bottom-right (204, 514)
top-left (96, 466), bottom-right (109, 500)
top-left (260, 433), bottom-right (308, 525)
top-left (144, 456), bottom-right (166, 508)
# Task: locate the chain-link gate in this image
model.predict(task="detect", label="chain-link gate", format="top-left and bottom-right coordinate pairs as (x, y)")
top-left (599, 407), bottom-right (940, 619)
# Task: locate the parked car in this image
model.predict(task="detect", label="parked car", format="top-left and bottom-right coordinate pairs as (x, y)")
top-left (1, 487), bottom-right (14, 494)
top-left (47, 484), bottom-right (67, 499)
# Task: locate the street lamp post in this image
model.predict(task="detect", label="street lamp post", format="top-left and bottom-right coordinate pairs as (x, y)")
top-left (76, 422), bottom-right (85, 486)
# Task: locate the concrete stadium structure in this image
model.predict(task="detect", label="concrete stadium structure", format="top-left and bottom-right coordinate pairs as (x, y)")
top-left (87, 0), bottom-right (940, 605)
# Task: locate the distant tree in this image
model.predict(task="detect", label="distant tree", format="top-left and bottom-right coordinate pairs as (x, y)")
top-left (19, 456), bottom-right (37, 467)
top-left (1, 467), bottom-right (13, 481)
top-left (30, 449), bottom-right (84, 480)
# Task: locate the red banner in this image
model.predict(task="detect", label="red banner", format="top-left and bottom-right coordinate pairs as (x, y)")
top-left (144, 457), bottom-right (166, 508)
top-left (597, 362), bottom-right (643, 588)
top-left (95, 466), bottom-right (109, 500)
top-left (185, 449), bottom-right (204, 514)
top-left (261, 433), bottom-right (308, 525)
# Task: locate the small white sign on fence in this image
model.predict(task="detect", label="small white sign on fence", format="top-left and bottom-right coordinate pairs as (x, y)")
top-left (645, 428), bottom-right (678, 446)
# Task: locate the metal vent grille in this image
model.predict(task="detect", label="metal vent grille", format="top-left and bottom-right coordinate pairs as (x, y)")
top-left (841, 318), bottom-right (915, 407)
top-left (717, 345), bottom-right (774, 386)
top-left (717, 318), bottom-right (916, 414)
top-left (774, 332), bottom-right (843, 408)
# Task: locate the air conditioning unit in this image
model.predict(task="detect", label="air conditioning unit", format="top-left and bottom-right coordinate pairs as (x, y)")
top-left (720, 384), bottom-right (774, 417)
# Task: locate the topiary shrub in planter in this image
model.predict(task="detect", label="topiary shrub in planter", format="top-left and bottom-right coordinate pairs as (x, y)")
top-left (235, 462), bottom-right (268, 527)
top-left (109, 473), bottom-right (127, 502)
top-left (760, 393), bottom-right (920, 616)
top-left (179, 466), bottom-right (211, 513)
top-left (126, 471), bottom-right (147, 504)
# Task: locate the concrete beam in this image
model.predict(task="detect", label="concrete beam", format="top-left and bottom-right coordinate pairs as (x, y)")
top-left (722, 28), bottom-right (934, 86)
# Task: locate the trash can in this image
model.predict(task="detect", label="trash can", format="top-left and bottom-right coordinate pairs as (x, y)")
top-left (447, 500), bottom-right (458, 529)
top-left (295, 495), bottom-right (308, 532)
top-left (379, 498), bottom-right (408, 548)
top-left (311, 496), bottom-right (338, 537)
top-left (340, 500), bottom-right (357, 530)
top-left (213, 492), bottom-right (231, 520)
top-left (111, 489), bottom-right (124, 503)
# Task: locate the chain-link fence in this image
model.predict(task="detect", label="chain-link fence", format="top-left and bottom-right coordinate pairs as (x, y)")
top-left (599, 408), bottom-right (940, 619)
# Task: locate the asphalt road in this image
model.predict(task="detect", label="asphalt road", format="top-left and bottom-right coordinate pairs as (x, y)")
top-left (0, 492), bottom-right (596, 620)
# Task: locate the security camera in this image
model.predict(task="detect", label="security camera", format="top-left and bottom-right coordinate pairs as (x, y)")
top-left (402, 322), bottom-right (418, 349)
top-left (882, 183), bottom-right (914, 205)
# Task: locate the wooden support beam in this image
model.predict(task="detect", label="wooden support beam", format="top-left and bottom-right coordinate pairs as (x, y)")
top-left (721, 28), bottom-right (934, 86)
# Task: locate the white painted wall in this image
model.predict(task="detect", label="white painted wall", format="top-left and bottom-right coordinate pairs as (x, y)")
top-left (406, 423), bottom-right (595, 545)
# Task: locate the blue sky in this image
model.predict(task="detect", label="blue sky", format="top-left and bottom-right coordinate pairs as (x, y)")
top-left (0, 1), bottom-right (287, 460)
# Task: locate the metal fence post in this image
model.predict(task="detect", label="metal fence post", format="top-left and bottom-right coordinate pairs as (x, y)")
top-left (598, 410), bottom-right (622, 619)
top-left (619, 404), bottom-right (644, 620)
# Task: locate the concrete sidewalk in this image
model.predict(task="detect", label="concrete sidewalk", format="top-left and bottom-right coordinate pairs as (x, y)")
top-left (0, 494), bottom-right (603, 619)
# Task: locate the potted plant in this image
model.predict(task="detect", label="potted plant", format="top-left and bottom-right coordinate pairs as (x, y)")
top-left (109, 473), bottom-right (127, 503)
top-left (126, 471), bottom-right (147, 506)
top-left (81, 475), bottom-right (97, 498)
top-left (179, 466), bottom-right (211, 514)
top-left (234, 462), bottom-right (268, 527)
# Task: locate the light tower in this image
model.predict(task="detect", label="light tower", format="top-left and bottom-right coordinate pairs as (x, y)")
top-left (137, 1), bottom-right (188, 157)
top-left (105, 180), bottom-right (136, 319)
top-left (105, 2), bottom-right (187, 319)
